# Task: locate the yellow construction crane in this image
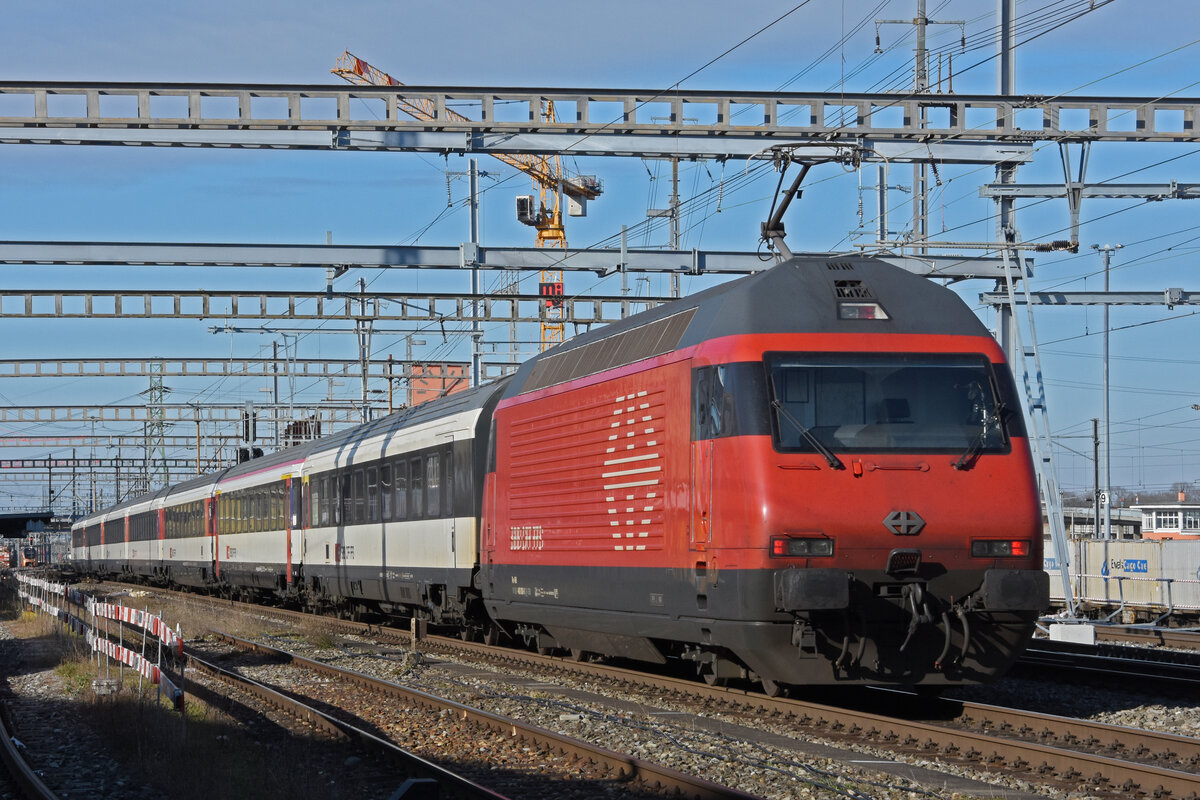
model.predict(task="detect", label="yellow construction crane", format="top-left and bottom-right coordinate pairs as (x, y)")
top-left (332, 50), bottom-right (602, 349)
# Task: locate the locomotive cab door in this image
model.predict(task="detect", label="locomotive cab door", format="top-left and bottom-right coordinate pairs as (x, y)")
top-left (690, 365), bottom-right (731, 551)
top-left (690, 439), bottom-right (713, 550)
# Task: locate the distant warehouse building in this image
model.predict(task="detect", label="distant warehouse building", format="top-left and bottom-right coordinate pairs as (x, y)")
top-left (1049, 506), bottom-right (1141, 539)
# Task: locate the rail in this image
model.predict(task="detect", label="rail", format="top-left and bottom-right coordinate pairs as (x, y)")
top-left (205, 631), bottom-right (761, 800)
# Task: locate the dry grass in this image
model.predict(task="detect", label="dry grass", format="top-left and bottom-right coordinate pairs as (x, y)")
top-left (4, 593), bottom-right (370, 800)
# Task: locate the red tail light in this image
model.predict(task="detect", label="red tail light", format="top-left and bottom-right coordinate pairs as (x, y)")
top-left (971, 539), bottom-right (1032, 558)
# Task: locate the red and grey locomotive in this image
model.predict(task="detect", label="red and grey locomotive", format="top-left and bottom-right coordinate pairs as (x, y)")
top-left (72, 255), bottom-right (1048, 692)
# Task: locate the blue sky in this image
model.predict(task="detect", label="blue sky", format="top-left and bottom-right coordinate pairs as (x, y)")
top-left (1, 0), bottom-right (1199, 508)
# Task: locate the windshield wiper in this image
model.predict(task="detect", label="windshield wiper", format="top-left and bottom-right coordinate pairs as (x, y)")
top-left (952, 402), bottom-right (1006, 471)
top-left (770, 398), bottom-right (845, 470)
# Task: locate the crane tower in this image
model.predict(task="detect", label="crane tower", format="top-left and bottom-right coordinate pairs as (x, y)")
top-left (332, 51), bottom-right (602, 350)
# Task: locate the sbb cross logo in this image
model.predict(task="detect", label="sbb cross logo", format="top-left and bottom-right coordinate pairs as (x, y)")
top-left (883, 510), bottom-right (925, 535)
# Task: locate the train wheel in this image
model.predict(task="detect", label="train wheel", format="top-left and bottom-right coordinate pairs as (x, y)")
top-left (568, 648), bottom-right (587, 662)
top-left (760, 678), bottom-right (787, 698)
top-left (482, 623), bottom-right (500, 647)
top-left (701, 669), bottom-right (726, 687)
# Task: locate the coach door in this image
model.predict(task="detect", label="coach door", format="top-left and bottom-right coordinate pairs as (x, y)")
top-left (209, 495), bottom-right (219, 579)
top-left (285, 476), bottom-right (296, 586)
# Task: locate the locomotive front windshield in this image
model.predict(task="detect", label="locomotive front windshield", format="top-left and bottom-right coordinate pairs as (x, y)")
top-left (766, 352), bottom-right (1019, 454)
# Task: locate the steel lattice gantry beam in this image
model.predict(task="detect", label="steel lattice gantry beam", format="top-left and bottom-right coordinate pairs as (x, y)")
top-left (979, 183), bottom-right (1200, 201)
top-left (20, 81), bottom-right (1190, 158)
top-left (0, 405), bottom-right (361, 424)
top-left (0, 470), bottom-right (203, 483)
top-left (2, 457), bottom-right (199, 470)
top-left (0, 357), bottom-right (470, 380)
top-left (0, 435), bottom-right (243, 448)
top-left (978, 289), bottom-right (1198, 306)
top-left (0, 287), bottom-right (673, 323)
top-left (0, 243), bottom-right (1023, 279)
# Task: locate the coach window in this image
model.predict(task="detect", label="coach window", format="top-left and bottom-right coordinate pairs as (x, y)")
top-left (338, 472), bottom-right (350, 525)
top-left (367, 466), bottom-right (379, 522)
top-left (394, 460), bottom-right (409, 520)
top-left (380, 463), bottom-right (393, 521)
top-left (426, 452), bottom-right (441, 517)
top-left (349, 469), bottom-right (362, 524)
top-left (410, 456), bottom-right (424, 519)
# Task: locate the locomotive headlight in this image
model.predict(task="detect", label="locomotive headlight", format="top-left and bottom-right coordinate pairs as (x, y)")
top-left (971, 539), bottom-right (1031, 558)
top-left (838, 301), bottom-right (890, 320)
top-left (771, 536), bottom-right (834, 558)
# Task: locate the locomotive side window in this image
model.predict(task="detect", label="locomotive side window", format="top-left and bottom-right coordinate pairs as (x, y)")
top-left (692, 362), bottom-right (770, 441)
top-left (693, 365), bottom-right (731, 439)
top-left (766, 352), bottom-right (1014, 454)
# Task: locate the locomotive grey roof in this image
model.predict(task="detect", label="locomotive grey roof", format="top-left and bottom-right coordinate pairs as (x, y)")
top-left (507, 255), bottom-right (991, 396)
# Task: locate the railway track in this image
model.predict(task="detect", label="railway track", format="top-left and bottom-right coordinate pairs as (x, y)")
top-left (1092, 625), bottom-right (1200, 651)
top-left (90, 584), bottom-right (1200, 798)
top-left (0, 703), bottom-right (57, 800)
top-left (1019, 638), bottom-right (1200, 685)
top-left (193, 632), bottom-right (759, 800)
top-left (185, 642), bottom-right (518, 800)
